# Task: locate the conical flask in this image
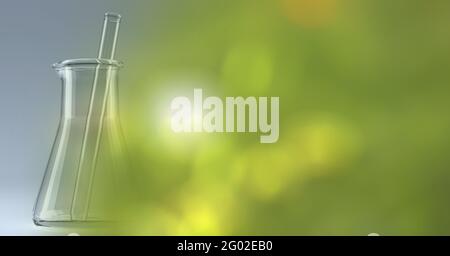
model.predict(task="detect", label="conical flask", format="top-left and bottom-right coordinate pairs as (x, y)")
top-left (33, 58), bottom-right (127, 227)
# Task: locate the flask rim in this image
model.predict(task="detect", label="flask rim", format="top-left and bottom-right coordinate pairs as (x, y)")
top-left (53, 58), bottom-right (123, 70)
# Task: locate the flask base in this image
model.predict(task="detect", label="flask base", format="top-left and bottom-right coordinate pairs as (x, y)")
top-left (33, 217), bottom-right (114, 228)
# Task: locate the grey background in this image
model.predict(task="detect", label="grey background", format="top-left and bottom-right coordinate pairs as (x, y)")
top-left (0, 0), bottom-right (148, 235)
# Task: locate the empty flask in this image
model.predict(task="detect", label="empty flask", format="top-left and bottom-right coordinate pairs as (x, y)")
top-left (33, 13), bottom-right (127, 227)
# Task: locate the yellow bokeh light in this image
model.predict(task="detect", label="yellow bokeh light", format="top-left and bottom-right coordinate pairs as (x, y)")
top-left (287, 115), bottom-right (362, 174)
top-left (280, 0), bottom-right (338, 28)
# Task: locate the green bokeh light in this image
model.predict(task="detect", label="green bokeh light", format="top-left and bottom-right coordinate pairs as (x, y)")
top-left (109, 0), bottom-right (450, 235)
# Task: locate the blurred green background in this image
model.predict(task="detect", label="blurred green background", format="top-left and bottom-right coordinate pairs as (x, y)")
top-left (112, 0), bottom-right (450, 235)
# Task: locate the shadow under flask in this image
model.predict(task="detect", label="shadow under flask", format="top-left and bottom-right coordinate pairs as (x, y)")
top-left (33, 58), bottom-right (127, 227)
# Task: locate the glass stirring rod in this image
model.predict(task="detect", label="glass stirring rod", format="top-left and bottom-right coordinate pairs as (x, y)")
top-left (98, 13), bottom-right (121, 59)
top-left (71, 13), bottom-right (121, 221)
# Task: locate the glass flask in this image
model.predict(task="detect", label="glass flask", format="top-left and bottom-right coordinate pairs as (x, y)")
top-left (33, 58), bottom-right (127, 227)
